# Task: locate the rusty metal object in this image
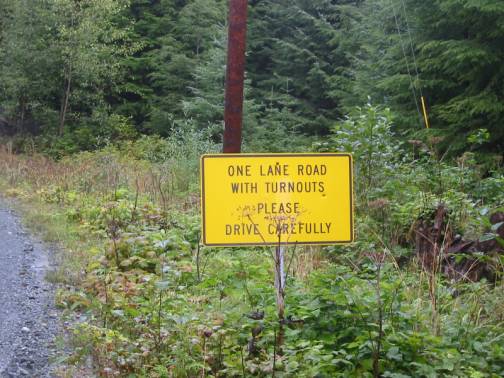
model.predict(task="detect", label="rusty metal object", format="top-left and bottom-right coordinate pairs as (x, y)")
top-left (223, 0), bottom-right (248, 153)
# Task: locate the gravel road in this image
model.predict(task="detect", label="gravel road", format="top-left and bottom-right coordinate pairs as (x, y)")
top-left (0, 198), bottom-right (59, 377)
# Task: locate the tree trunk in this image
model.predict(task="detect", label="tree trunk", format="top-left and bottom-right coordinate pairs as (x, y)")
top-left (59, 66), bottom-right (72, 136)
top-left (18, 95), bottom-right (26, 134)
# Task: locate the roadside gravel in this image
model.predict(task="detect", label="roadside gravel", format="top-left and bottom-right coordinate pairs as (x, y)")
top-left (0, 198), bottom-right (60, 377)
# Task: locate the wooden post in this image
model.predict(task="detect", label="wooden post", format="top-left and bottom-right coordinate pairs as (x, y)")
top-left (223, 0), bottom-right (248, 153)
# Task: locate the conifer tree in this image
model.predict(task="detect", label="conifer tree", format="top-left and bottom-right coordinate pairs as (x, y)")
top-left (248, 0), bottom-right (354, 136)
top-left (411, 0), bottom-right (504, 152)
top-left (347, 0), bottom-right (504, 153)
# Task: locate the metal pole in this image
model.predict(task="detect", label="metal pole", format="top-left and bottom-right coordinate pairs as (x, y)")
top-left (274, 244), bottom-right (286, 354)
top-left (274, 245), bottom-right (286, 319)
top-left (223, 0), bottom-right (248, 153)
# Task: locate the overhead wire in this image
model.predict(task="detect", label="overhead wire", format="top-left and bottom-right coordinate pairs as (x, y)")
top-left (343, 0), bottom-right (430, 128)
top-left (399, 0), bottom-right (430, 128)
top-left (341, 2), bottom-right (408, 36)
top-left (390, 0), bottom-right (424, 126)
top-left (400, 0), bottom-right (422, 98)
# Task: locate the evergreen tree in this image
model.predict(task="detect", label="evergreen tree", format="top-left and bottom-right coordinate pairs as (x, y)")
top-left (412, 0), bottom-right (504, 152)
top-left (347, 0), bottom-right (504, 154)
top-left (2, 0), bottom-right (503, 156)
top-left (116, 0), bottom-right (227, 135)
top-left (247, 0), bottom-right (356, 137)
top-left (115, 0), bottom-right (182, 134)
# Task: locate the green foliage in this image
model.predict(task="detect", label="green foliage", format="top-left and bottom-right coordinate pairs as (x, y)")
top-left (315, 101), bottom-right (398, 197)
top-left (122, 129), bottom-right (219, 193)
top-left (247, 0), bottom-right (354, 136)
top-left (2, 0), bottom-right (504, 155)
top-left (1, 0), bottom-right (504, 375)
top-left (1, 141), bottom-right (502, 377)
top-left (0, 0), bottom-right (58, 130)
top-left (117, 0), bottom-right (228, 135)
top-left (414, 0), bottom-right (504, 153)
top-left (0, 0), bottom-right (135, 152)
top-left (346, 0), bottom-right (504, 154)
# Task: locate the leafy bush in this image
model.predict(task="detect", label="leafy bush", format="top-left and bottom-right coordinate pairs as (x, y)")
top-left (0, 129), bottom-right (503, 376)
top-left (315, 101), bottom-right (399, 198)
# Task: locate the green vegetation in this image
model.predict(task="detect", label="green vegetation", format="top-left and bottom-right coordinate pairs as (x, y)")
top-left (0, 0), bottom-right (503, 377)
top-left (1, 0), bottom-right (503, 155)
top-left (1, 105), bottom-right (503, 376)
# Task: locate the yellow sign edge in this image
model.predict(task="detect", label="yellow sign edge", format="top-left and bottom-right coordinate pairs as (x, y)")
top-left (200, 153), bottom-right (355, 247)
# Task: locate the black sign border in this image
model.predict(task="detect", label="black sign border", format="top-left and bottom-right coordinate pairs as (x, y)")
top-left (200, 153), bottom-right (354, 247)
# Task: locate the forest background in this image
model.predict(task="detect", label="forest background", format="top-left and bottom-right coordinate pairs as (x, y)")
top-left (1, 0), bottom-right (503, 156)
top-left (0, 0), bottom-right (503, 377)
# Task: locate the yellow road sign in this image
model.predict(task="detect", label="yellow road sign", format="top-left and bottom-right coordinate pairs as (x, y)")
top-left (200, 153), bottom-right (354, 246)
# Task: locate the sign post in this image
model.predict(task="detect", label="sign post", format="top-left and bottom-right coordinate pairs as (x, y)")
top-left (201, 153), bottom-right (354, 354)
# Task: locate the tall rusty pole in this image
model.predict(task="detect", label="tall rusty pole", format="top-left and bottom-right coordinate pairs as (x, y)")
top-left (223, 0), bottom-right (248, 153)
